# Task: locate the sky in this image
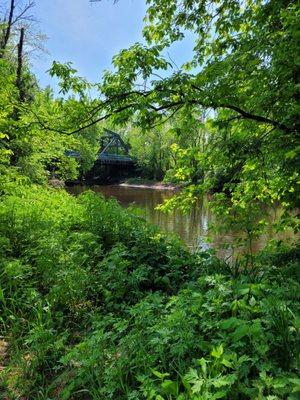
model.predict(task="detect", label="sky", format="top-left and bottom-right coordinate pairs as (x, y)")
top-left (29, 0), bottom-right (195, 92)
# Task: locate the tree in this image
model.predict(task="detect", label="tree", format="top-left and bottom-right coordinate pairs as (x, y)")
top-left (87, 1), bottom-right (298, 129)
top-left (34, 0), bottom-right (298, 235)
top-left (0, 1), bottom-right (101, 189)
top-left (0, 0), bottom-right (36, 57)
top-left (66, 0), bottom-right (298, 236)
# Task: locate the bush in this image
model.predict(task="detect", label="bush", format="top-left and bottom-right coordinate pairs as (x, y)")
top-left (59, 269), bottom-right (300, 399)
top-left (0, 186), bottom-right (299, 399)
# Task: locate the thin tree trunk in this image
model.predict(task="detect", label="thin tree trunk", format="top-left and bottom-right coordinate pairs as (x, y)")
top-left (16, 27), bottom-right (25, 102)
top-left (0, 0), bottom-right (15, 57)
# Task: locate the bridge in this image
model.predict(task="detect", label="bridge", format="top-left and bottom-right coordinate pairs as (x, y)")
top-left (85, 129), bottom-right (135, 183)
top-left (66, 129), bottom-right (135, 183)
top-left (66, 129), bottom-right (134, 165)
top-left (97, 129), bottom-right (134, 165)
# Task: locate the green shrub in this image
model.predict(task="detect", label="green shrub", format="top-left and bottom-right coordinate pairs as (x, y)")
top-left (0, 186), bottom-right (299, 399)
top-left (60, 270), bottom-right (299, 399)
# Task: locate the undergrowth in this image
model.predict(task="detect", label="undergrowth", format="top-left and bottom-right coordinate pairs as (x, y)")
top-left (0, 186), bottom-right (299, 399)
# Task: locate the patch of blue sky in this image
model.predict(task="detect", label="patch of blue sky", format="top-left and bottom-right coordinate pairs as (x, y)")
top-left (31, 0), bottom-right (196, 96)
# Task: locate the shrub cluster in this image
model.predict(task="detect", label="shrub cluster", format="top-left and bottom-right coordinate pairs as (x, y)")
top-left (0, 187), bottom-right (299, 399)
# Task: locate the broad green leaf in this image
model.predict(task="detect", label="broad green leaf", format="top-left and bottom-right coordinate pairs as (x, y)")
top-left (211, 344), bottom-right (224, 359)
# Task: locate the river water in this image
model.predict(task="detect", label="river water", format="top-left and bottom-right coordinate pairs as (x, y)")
top-left (69, 184), bottom-right (294, 259)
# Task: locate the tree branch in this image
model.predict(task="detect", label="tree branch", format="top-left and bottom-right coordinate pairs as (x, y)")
top-left (190, 83), bottom-right (290, 132)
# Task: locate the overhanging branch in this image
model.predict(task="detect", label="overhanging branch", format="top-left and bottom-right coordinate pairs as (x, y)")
top-left (19, 84), bottom-right (291, 135)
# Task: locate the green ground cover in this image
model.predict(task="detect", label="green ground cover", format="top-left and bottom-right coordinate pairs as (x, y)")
top-left (0, 186), bottom-right (299, 399)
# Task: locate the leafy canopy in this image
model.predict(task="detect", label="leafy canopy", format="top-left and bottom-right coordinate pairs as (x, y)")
top-left (72, 0), bottom-right (299, 226)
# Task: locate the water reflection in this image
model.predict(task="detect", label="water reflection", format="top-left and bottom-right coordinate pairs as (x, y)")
top-left (68, 185), bottom-right (295, 258)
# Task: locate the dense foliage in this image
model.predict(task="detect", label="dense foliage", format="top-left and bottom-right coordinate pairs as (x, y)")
top-left (0, 1), bottom-right (299, 399)
top-left (121, 110), bottom-right (206, 180)
top-left (77, 0), bottom-right (299, 232)
top-left (0, 54), bottom-right (100, 189)
top-left (0, 186), bottom-right (299, 399)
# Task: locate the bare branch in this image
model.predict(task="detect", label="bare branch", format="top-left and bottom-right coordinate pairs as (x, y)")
top-left (12, 1), bottom-right (35, 25)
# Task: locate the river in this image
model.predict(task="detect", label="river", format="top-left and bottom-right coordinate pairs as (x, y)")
top-left (68, 184), bottom-right (294, 259)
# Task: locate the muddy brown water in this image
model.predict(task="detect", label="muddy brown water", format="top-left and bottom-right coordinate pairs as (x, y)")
top-left (68, 184), bottom-right (295, 260)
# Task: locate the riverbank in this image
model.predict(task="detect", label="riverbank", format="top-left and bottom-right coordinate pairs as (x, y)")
top-left (1, 185), bottom-right (299, 399)
top-left (67, 184), bottom-right (297, 258)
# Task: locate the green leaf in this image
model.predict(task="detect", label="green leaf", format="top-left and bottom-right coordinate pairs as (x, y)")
top-left (220, 317), bottom-right (241, 330)
top-left (212, 374), bottom-right (237, 388)
top-left (185, 368), bottom-right (199, 383)
top-left (191, 378), bottom-right (205, 394)
top-left (198, 358), bottom-right (207, 376)
top-left (232, 323), bottom-right (249, 341)
top-left (211, 344), bottom-right (224, 359)
top-left (0, 287), bottom-right (5, 302)
top-left (211, 391), bottom-right (227, 400)
top-left (289, 378), bottom-right (300, 392)
top-left (161, 380), bottom-right (178, 396)
top-left (151, 369), bottom-right (170, 380)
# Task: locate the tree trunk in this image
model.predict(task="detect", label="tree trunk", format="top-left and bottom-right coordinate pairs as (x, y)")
top-left (16, 27), bottom-right (25, 102)
top-left (0, 0), bottom-right (15, 57)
